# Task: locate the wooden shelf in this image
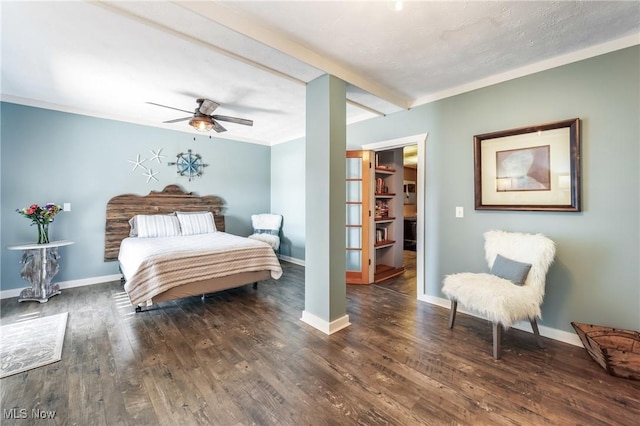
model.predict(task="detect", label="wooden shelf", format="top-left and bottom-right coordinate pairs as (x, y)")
top-left (374, 264), bottom-right (405, 283)
top-left (374, 240), bottom-right (396, 249)
top-left (375, 217), bottom-right (396, 222)
top-left (375, 193), bottom-right (396, 198)
top-left (375, 167), bottom-right (396, 174)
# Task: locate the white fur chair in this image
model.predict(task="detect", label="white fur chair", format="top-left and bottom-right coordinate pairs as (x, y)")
top-left (247, 214), bottom-right (282, 253)
top-left (442, 230), bottom-right (556, 359)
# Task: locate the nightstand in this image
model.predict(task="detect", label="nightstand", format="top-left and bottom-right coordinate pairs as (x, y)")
top-left (7, 240), bottom-right (74, 303)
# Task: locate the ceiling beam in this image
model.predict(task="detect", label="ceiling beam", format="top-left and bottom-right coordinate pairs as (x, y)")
top-left (176, 1), bottom-right (411, 109)
top-left (94, 1), bottom-right (306, 87)
top-left (96, 1), bottom-right (386, 117)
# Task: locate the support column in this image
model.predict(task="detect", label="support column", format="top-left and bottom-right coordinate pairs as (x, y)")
top-left (301, 74), bottom-right (350, 334)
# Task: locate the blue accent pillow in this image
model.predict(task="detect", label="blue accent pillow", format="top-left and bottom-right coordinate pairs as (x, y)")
top-left (490, 254), bottom-right (532, 285)
top-left (254, 229), bottom-right (279, 236)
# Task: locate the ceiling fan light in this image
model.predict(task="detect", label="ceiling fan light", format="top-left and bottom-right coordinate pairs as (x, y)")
top-left (189, 115), bottom-right (214, 132)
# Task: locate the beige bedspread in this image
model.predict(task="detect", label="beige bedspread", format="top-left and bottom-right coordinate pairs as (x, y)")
top-left (120, 232), bottom-right (282, 306)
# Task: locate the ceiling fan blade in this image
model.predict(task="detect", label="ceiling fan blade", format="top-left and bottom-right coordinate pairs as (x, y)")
top-left (212, 119), bottom-right (227, 133)
top-left (198, 99), bottom-right (220, 116)
top-left (163, 116), bottom-right (191, 123)
top-left (146, 102), bottom-right (194, 114)
top-left (212, 115), bottom-right (253, 126)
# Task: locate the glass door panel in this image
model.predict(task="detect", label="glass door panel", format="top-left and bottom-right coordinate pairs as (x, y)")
top-left (346, 250), bottom-right (362, 271)
top-left (346, 204), bottom-right (362, 226)
top-left (346, 181), bottom-right (362, 202)
top-left (346, 157), bottom-right (362, 179)
top-left (346, 227), bottom-right (362, 249)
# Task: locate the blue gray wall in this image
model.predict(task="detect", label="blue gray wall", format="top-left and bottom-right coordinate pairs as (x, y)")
top-left (272, 46), bottom-right (639, 332)
top-left (3, 46), bottom-right (638, 334)
top-left (270, 136), bottom-right (305, 260)
top-left (1, 104), bottom-right (271, 290)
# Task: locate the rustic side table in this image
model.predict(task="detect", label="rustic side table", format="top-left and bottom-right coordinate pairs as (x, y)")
top-left (7, 240), bottom-right (74, 303)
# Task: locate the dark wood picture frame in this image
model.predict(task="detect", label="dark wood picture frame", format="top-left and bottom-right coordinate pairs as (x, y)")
top-left (474, 118), bottom-right (581, 212)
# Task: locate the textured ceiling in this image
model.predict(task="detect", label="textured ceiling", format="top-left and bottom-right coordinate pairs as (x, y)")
top-left (2, 1), bottom-right (639, 145)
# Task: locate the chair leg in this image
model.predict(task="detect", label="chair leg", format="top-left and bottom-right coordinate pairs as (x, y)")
top-left (493, 323), bottom-right (502, 360)
top-left (448, 300), bottom-right (458, 329)
top-left (530, 318), bottom-right (545, 349)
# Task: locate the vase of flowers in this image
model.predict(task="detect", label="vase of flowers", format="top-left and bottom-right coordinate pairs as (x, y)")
top-left (17, 203), bottom-right (62, 244)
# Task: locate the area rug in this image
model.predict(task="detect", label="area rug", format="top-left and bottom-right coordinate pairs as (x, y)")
top-left (0, 312), bottom-right (68, 379)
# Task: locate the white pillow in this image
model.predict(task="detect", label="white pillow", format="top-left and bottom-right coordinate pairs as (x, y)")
top-left (129, 213), bottom-right (177, 237)
top-left (133, 214), bottom-right (182, 238)
top-left (176, 211), bottom-right (217, 235)
top-left (128, 217), bottom-right (138, 237)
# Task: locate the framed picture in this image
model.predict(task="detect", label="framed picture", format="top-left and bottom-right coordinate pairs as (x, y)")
top-left (474, 118), bottom-right (581, 212)
top-left (403, 180), bottom-right (416, 205)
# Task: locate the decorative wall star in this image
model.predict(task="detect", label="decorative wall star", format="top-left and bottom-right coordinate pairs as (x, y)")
top-left (143, 168), bottom-right (159, 183)
top-left (149, 148), bottom-right (167, 164)
top-left (128, 154), bottom-right (148, 171)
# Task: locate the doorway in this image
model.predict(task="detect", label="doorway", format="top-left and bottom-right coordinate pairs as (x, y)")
top-left (367, 145), bottom-right (417, 296)
top-left (362, 133), bottom-right (427, 299)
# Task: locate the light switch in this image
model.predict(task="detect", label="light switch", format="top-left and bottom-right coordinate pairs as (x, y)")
top-left (455, 206), bottom-right (464, 218)
top-left (63, 203), bottom-right (71, 212)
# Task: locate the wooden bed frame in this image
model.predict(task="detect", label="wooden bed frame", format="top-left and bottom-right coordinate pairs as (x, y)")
top-left (105, 185), bottom-right (271, 310)
top-left (105, 184), bottom-right (225, 261)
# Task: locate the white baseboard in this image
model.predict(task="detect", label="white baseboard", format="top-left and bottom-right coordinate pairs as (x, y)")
top-left (300, 310), bottom-right (350, 335)
top-left (0, 274), bottom-right (122, 300)
top-left (418, 294), bottom-right (583, 347)
top-left (278, 255), bottom-right (305, 266)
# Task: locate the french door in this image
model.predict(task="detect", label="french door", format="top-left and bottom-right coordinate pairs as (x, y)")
top-left (346, 150), bottom-right (373, 284)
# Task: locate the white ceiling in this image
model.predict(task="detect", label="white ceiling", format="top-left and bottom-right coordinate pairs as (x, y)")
top-left (2, 1), bottom-right (639, 145)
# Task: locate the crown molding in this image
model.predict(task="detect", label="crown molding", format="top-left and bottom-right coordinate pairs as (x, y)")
top-left (412, 33), bottom-right (640, 107)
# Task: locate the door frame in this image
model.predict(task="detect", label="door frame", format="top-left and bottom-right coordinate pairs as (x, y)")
top-left (362, 132), bottom-right (428, 298)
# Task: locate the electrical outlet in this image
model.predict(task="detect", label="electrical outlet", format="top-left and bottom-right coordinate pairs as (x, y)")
top-left (455, 206), bottom-right (464, 218)
top-left (63, 203), bottom-right (71, 212)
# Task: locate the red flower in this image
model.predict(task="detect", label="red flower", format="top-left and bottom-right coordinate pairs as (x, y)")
top-left (17, 203), bottom-right (62, 225)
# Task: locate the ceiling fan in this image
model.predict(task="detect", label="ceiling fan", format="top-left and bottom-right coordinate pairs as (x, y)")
top-left (147, 98), bottom-right (253, 133)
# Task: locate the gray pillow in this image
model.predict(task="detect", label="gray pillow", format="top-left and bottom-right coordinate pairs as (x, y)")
top-left (490, 254), bottom-right (532, 285)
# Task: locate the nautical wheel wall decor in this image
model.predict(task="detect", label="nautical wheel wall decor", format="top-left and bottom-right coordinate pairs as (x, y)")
top-left (168, 149), bottom-right (209, 181)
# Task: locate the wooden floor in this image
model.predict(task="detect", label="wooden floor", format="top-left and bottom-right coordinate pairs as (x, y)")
top-left (374, 250), bottom-right (417, 297)
top-left (1, 261), bottom-right (639, 425)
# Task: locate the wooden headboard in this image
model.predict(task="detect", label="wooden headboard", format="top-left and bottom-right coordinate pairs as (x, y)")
top-left (104, 185), bottom-right (225, 261)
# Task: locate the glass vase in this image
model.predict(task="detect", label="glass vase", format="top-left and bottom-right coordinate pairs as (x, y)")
top-left (37, 222), bottom-right (50, 244)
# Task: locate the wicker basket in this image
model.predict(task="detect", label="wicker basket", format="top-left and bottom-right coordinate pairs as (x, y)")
top-left (571, 322), bottom-right (640, 381)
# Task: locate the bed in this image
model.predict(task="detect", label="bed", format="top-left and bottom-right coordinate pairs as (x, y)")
top-left (105, 185), bottom-right (282, 311)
